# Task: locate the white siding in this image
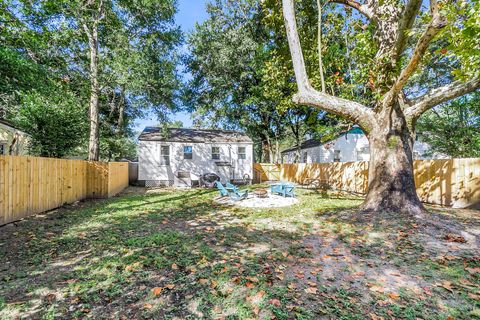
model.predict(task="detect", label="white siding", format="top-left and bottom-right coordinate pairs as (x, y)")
top-left (282, 133), bottom-right (441, 164)
top-left (282, 146), bottom-right (321, 164)
top-left (0, 122), bottom-right (30, 156)
top-left (139, 141), bottom-right (253, 185)
top-left (319, 133), bottom-right (370, 163)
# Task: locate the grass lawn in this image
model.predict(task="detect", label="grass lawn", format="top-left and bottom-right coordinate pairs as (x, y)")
top-left (0, 186), bottom-right (479, 319)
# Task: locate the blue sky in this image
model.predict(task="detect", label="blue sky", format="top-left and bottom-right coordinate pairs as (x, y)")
top-left (134, 0), bottom-right (209, 132)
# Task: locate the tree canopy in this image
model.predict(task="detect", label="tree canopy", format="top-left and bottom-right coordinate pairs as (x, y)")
top-left (1, 0), bottom-right (182, 159)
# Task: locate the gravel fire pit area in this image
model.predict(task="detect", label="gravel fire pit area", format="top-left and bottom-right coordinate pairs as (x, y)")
top-left (215, 191), bottom-right (299, 208)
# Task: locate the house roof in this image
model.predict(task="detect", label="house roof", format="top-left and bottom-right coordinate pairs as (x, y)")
top-left (138, 127), bottom-right (253, 144)
top-left (281, 127), bottom-right (364, 154)
top-left (0, 119), bottom-right (27, 133)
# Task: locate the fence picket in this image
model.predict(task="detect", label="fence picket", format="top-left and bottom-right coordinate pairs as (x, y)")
top-left (0, 156), bottom-right (129, 225)
top-left (254, 159), bottom-right (480, 209)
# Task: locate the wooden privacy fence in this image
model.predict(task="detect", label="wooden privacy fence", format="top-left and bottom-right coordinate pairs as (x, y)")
top-left (0, 156), bottom-right (129, 225)
top-left (254, 158), bottom-right (480, 209)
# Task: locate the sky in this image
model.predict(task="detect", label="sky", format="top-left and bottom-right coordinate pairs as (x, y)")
top-left (134, 0), bottom-right (209, 133)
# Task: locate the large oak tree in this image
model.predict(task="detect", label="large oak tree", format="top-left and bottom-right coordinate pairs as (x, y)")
top-left (282, 0), bottom-right (480, 215)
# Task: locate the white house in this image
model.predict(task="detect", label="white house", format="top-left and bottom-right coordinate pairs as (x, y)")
top-left (138, 127), bottom-right (254, 187)
top-left (0, 119), bottom-right (30, 156)
top-left (282, 127), bottom-right (439, 164)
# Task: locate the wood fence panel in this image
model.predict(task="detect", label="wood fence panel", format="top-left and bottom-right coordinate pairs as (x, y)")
top-left (108, 162), bottom-right (129, 198)
top-left (0, 156), bottom-right (129, 225)
top-left (254, 158), bottom-right (480, 209)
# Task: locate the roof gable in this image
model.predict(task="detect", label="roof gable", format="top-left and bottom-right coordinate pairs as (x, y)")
top-left (281, 127), bottom-right (365, 154)
top-left (0, 119), bottom-right (26, 133)
top-left (138, 127), bottom-right (253, 144)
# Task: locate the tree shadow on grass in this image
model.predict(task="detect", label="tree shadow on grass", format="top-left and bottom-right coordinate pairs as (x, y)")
top-left (0, 188), bottom-right (478, 319)
top-left (0, 188), bottom-right (298, 318)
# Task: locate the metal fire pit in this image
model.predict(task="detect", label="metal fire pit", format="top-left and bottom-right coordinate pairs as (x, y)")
top-left (253, 188), bottom-right (268, 198)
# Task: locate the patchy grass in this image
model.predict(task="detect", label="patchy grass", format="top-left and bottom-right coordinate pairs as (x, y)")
top-left (0, 186), bottom-right (479, 319)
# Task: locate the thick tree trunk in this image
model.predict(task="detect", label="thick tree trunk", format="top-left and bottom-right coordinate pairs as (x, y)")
top-left (86, 24), bottom-right (100, 161)
top-left (361, 106), bottom-right (426, 216)
top-left (281, 0), bottom-right (480, 217)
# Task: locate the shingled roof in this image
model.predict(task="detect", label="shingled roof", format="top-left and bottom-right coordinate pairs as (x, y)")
top-left (138, 127), bottom-right (253, 143)
top-left (0, 119), bottom-right (28, 133)
top-left (281, 127), bottom-right (365, 154)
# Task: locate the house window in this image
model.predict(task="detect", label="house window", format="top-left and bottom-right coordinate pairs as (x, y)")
top-left (303, 152), bottom-right (308, 163)
top-left (333, 150), bottom-right (341, 162)
top-left (356, 146), bottom-right (369, 161)
top-left (183, 146), bottom-right (193, 160)
top-left (0, 143), bottom-right (5, 155)
top-left (212, 146), bottom-right (220, 160)
top-left (160, 145), bottom-right (170, 166)
top-left (238, 146), bottom-right (246, 160)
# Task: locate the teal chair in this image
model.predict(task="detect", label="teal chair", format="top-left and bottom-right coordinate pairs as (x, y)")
top-left (215, 182), bottom-right (248, 201)
top-left (226, 182), bottom-right (239, 192)
top-left (270, 182), bottom-right (295, 197)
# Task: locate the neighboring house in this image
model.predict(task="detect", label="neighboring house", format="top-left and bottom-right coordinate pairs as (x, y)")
top-left (282, 126), bottom-right (440, 164)
top-left (0, 119), bottom-right (30, 156)
top-left (138, 127), bottom-right (254, 187)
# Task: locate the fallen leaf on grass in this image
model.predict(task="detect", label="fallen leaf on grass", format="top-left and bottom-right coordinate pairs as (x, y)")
top-left (423, 287), bottom-right (433, 296)
top-left (369, 314), bottom-right (385, 320)
top-left (444, 234), bottom-right (466, 243)
top-left (165, 284), bottom-right (175, 290)
top-left (46, 293), bottom-right (56, 302)
top-left (247, 290), bottom-right (266, 306)
top-left (304, 287), bottom-right (318, 294)
top-left (388, 292), bottom-right (399, 300)
top-left (468, 293), bottom-right (480, 301)
top-left (152, 287), bottom-right (162, 296)
top-left (246, 282), bottom-right (255, 289)
top-left (465, 267), bottom-right (480, 275)
top-left (171, 263), bottom-right (178, 270)
top-left (198, 278), bottom-right (209, 284)
top-left (269, 298), bottom-right (281, 307)
top-left (144, 303), bottom-right (153, 310)
top-left (369, 285), bottom-right (385, 293)
top-left (440, 281), bottom-right (454, 292)
top-left (352, 272), bottom-right (365, 277)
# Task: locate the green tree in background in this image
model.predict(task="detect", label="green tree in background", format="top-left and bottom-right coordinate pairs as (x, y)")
top-left (186, 0), bottom-right (370, 162)
top-left (417, 93), bottom-right (480, 158)
top-left (1, 0), bottom-right (182, 160)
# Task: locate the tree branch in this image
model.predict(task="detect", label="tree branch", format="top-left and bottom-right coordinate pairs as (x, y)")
top-left (384, 1), bottom-right (447, 107)
top-left (283, 0), bottom-right (375, 131)
top-left (394, 0), bottom-right (423, 58)
top-left (405, 77), bottom-right (480, 120)
top-left (328, 0), bottom-right (374, 19)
